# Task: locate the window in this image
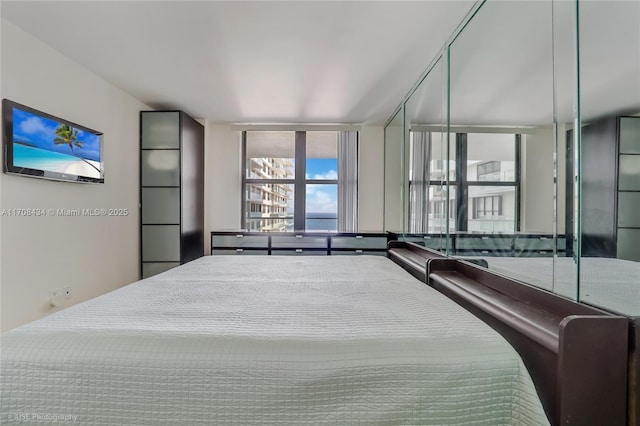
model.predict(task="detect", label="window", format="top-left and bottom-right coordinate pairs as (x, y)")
top-left (408, 131), bottom-right (455, 233)
top-left (477, 161), bottom-right (501, 180)
top-left (243, 131), bottom-right (295, 232)
top-left (473, 195), bottom-right (502, 218)
top-left (465, 133), bottom-right (518, 233)
top-left (408, 132), bottom-right (520, 234)
top-left (305, 132), bottom-right (338, 231)
top-left (429, 200), bottom-right (456, 219)
top-left (242, 130), bottom-right (357, 232)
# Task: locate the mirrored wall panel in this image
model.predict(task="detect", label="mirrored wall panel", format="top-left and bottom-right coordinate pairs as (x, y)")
top-left (382, 0), bottom-right (640, 313)
top-left (383, 0), bottom-right (584, 302)
top-left (403, 57), bottom-right (448, 252)
top-left (447, 0), bottom-right (578, 299)
top-left (577, 0), bottom-right (640, 316)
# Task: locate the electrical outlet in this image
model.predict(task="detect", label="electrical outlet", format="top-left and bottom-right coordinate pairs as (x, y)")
top-left (63, 286), bottom-right (72, 300)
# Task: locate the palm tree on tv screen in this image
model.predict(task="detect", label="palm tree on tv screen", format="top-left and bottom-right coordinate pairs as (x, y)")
top-left (53, 124), bottom-right (100, 173)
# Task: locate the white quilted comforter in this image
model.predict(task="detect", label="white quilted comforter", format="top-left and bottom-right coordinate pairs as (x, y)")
top-left (1, 256), bottom-right (548, 425)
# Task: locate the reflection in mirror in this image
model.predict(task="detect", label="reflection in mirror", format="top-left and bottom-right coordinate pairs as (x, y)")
top-left (448, 0), bottom-right (578, 299)
top-left (403, 57), bottom-right (447, 251)
top-left (577, 0), bottom-right (640, 316)
top-left (384, 108), bottom-right (404, 233)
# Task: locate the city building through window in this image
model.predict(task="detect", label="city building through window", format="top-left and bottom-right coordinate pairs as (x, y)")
top-left (409, 132), bottom-right (519, 234)
top-left (242, 130), bottom-right (357, 232)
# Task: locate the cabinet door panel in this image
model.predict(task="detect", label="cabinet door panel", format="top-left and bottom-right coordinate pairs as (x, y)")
top-left (617, 192), bottom-right (640, 228)
top-left (618, 155), bottom-right (640, 191)
top-left (211, 235), bottom-right (269, 248)
top-left (617, 229), bottom-right (640, 261)
top-left (271, 249), bottom-right (327, 256)
top-left (141, 150), bottom-right (180, 187)
top-left (142, 188), bottom-right (180, 224)
top-left (330, 250), bottom-right (387, 256)
top-left (271, 235), bottom-right (327, 248)
top-left (331, 236), bottom-right (388, 249)
top-left (142, 225), bottom-right (180, 262)
top-left (619, 117), bottom-right (640, 154)
top-left (141, 112), bottom-right (180, 149)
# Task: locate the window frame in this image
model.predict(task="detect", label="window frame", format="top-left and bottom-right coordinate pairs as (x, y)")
top-left (241, 130), bottom-right (340, 232)
top-left (407, 132), bottom-right (520, 234)
top-left (455, 133), bottom-right (521, 232)
top-left (477, 160), bottom-right (501, 180)
top-left (473, 195), bottom-right (503, 219)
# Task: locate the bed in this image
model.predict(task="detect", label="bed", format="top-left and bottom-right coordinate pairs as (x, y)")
top-left (1, 255), bottom-right (548, 425)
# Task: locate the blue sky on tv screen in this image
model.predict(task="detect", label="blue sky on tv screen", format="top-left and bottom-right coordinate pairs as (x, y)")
top-left (12, 107), bottom-right (101, 162)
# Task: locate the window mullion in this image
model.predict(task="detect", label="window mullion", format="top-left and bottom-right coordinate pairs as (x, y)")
top-left (241, 131), bottom-right (247, 230)
top-left (294, 131), bottom-right (306, 231)
top-left (455, 133), bottom-right (468, 232)
top-left (515, 134), bottom-right (521, 232)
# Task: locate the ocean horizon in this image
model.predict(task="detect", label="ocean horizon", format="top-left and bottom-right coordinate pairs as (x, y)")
top-left (305, 213), bottom-right (337, 231)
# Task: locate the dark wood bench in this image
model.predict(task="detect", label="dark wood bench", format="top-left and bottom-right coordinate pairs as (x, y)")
top-left (387, 241), bottom-right (488, 280)
top-left (387, 241), bottom-right (445, 281)
top-left (387, 241), bottom-right (630, 426)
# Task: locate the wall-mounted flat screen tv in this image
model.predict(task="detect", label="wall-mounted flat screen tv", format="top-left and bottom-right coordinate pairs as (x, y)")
top-left (2, 99), bottom-right (104, 183)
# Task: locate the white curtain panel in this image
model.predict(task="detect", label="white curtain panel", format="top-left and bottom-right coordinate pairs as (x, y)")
top-left (337, 131), bottom-right (358, 232)
top-left (409, 132), bottom-right (431, 233)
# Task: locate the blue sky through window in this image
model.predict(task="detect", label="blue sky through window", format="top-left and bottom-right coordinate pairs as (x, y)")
top-left (306, 158), bottom-right (337, 180)
top-left (306, 158), bottom-right (337, 214)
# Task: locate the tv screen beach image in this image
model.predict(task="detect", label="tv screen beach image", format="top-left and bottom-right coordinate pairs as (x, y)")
top-left (11, 107), bottom-right (101, 179)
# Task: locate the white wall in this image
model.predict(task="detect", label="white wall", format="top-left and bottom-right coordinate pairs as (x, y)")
top-left (383, 122), bottom-right (404, 232)
top-left (358, 126), bottom-right (384, 232)
top-left (0, 20), bottom-right (148, 331)
top-left (521, 126), bottom-right (556, 233)
top-left (467, 133), bottom-right (518, 161)
top-left (204, 122), bottom-right (242, 254)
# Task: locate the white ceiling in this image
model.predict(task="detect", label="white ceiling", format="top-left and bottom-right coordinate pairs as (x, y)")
top-left (0, 1), bottom-right (475, 125)
top-left (406, 0), bottom-right (640, 127)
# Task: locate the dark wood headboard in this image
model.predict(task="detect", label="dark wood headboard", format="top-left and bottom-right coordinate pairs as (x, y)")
top-left (388, 241), bottom-right (630, 426)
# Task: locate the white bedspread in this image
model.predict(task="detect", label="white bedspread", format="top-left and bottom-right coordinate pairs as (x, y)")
top-left (1, 256), bottom-right (548, 425)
